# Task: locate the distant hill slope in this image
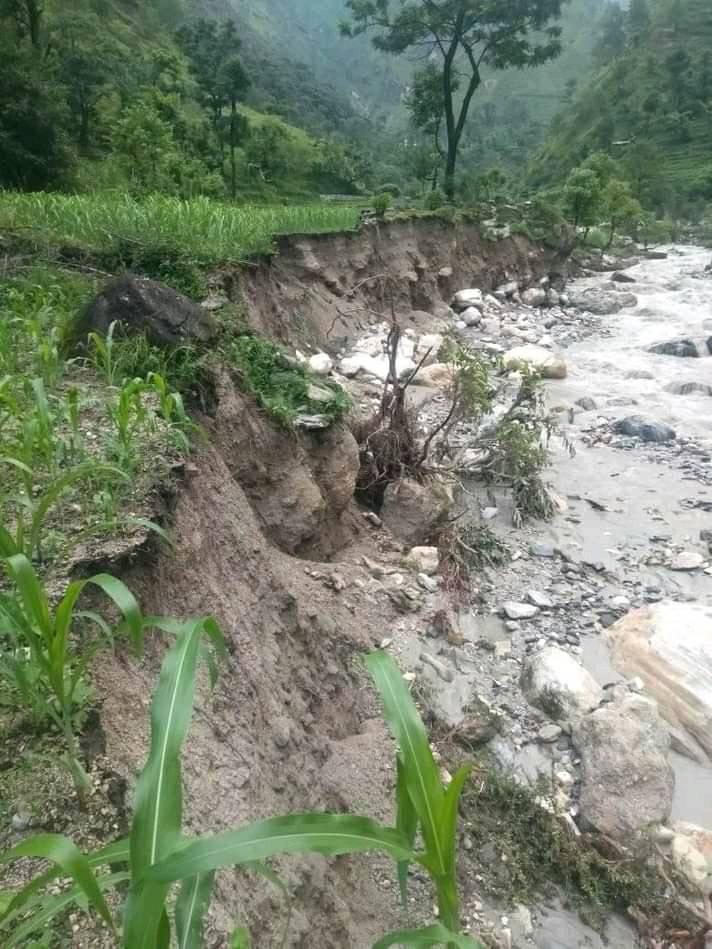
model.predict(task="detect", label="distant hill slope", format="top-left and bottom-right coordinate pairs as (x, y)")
top-left (528, 0), bottom-right (712, 212)
top-left (190, 0), bottom-right (408, 141)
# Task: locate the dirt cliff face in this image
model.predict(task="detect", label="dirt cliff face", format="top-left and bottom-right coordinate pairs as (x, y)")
top-left (96, 424), bottom-right (408, 947)
top-left (91, 220), bottom-right (560, 947)
top-left (223, 218), bottom-right (564, 350)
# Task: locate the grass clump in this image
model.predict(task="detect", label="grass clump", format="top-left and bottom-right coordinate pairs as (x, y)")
top-left (462, 765), bottom-right (695, 934)
top-left (226, 335), bottom-right (350, 428)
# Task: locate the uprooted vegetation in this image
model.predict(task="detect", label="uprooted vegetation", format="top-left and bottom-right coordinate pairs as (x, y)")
top-left (350, 292), bottom-right (561, 531)
top-left (458, 761), bottom-right (703, 943)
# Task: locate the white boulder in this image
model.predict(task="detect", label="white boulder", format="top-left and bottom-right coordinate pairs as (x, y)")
top-left (416, 334), bottom-right (444, 366)
top-left (404, 546), bottom-right (440, 576)
top-left (417, 363), bottom-right (455, 389)
top-left (308, 352), bottom-right (333, 376)
top-left (607, 602), bottom-right (712, 760)
top-left (460, 306), bottom-right (482, 327)
top-left (452, 288), bottom-right (484, 311)
top-left (503, 344), bottom-right (568, 380)
top-left (522, 287), bottom-right (547, 308)
top-left (521, 646), bottom-right (603, 722)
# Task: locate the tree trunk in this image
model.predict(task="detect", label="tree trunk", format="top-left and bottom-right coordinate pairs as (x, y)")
top-left (444, 145), bottom-right (457, 202)
top-left (230, 100), bottom-right (237, 200)
top-left (79, 104), bottom-right (90, 154)
top-left (27, 0), bottom-right (42, 49)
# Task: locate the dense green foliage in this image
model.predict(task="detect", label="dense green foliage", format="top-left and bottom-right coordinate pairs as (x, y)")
top-left (0, 0), bottom-right (370, 199)
top-left (343, 0), bottom-right (567, 199)
top-left (530, 0), bottom-right (712, 217)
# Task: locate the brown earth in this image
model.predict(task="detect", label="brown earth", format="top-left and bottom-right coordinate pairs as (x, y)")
top-left (219, 218), bottom-right (565, 351)
top-left (91, 221), bottom-right (563, 947)
top-left (2, 219), bottom-right (562, 947)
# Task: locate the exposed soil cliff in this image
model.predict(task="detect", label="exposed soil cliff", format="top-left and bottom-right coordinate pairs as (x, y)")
top-left (222, 218), bottom-right (565, 351)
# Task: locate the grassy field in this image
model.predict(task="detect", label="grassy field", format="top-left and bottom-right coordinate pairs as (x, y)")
top-left (0, 193), bottom-right (362, 262)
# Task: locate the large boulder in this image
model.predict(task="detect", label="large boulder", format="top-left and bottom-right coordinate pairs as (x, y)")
top-left (452, 288), bottom-right (484, 311)
top-left (664, 381), bottom-right (712, 396)
top-left (503, 344), bottom-right (568, 380)
top-left (521, 287), bottom-right (548, 308)
top-left (417, 362), bottom-right (455, 389)
top-left (380, 478), bottom-right (449, 545)
top-left (613, 415), bottom-right (676, 443)
top-left (77, 275), bottom-right (217, 347)
top-left (573, 691), bottom-right (674, 839)
top-left (611, 271), bottom-right (636, 284)
top-left (607, 602), bottom-right (712, 761)
top-left (415, 334), bottom-right (444, 366)
top-left (569, 288), bottom-right (637, 315)
top-left (521, 647), bottom-right (602, 722)
top-left (648, 338), bottom-right (700, 358)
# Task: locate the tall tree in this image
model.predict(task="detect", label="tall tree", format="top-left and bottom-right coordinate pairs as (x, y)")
top-left (218, 55), bottom-right (250, 199)
top-left (627, 0), bottom-right (650, 47)
top-left (342, 0), bottom-right (566, 200)
top-left (0, 0), bottom-right (44, 49)
top-left (0, 37), bottom-right (72, 188)
top-left (175, 19), bottom-right (243, 136)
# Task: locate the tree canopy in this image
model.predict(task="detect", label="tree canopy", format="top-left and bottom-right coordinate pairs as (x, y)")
top-left (342, 0), bottom-right (567, 198)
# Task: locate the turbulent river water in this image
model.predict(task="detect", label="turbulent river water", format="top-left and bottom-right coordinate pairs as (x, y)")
top-left (542, 245), bottom-right (712, 826)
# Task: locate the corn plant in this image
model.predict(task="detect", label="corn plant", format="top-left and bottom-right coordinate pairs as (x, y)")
top-left (88, 320), bottom-right (121, 387)
top-left (0, 549), bottom-right (143, 802)
top-left (108, 378), bottom-right (150, 471)
top-left (367, 651), bottom-right (483, 949)
top-left (0, 461), bottom-right (124, 561)
top-left (0, 618), bottom-right (413, 947)
top-left (147, 371), bottom-right (195, 453)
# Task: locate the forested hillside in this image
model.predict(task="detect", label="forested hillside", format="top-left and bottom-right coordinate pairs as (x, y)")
top-left (0, 0), bottom-right (370, 199)
top-left (529, 0), bottom-right (712, 216)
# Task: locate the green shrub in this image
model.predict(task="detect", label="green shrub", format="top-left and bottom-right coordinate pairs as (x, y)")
top-left (0, 550), bottom-right (142, 802)
top-left (226, 335), bottom-right (350, 428)
top-left (424, 189), bottom-right (446, 211)
top-left (372, 192), bottom-right (393, 217)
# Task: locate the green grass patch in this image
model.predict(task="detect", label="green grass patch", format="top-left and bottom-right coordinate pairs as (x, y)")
top-left (226, 335), bottom-right (350, 429)
top-left (0, 264), bottom-right (190, 571)
top-left (0, 193), bottom-right (362, 267)
top-left (462, 764), bottom-right (697, 933)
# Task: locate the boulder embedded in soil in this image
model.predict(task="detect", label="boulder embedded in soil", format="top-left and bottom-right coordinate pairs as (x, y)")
top-left (569, 288), bottom-right (637, 315)
top-left (503, 344), bottom-right (568, 379)
top-left (607, 602), bottom-right (712, 760)
top-left (521, 646), bottom-right (603, 722)
top-left (648, 338), bottom-right (700, 358)
top-left (613, 415), bottom-right (676, 442)
top-left (417, 362), bottom-right (455, 389)
top-left (521, 287), bottom-right (548, 307)
top-left (669, 822), bottom-right (712, 893)
top-left (404, 546), bottom-right (439, 575)
top-left (380, 478), bottom-right (449, 545)
top-left (452, 288), bottom-right (484, 311)
top-left (78, 274), bottom-right (217, 347)
top-left (573, 692), bottom-right (674, 839)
